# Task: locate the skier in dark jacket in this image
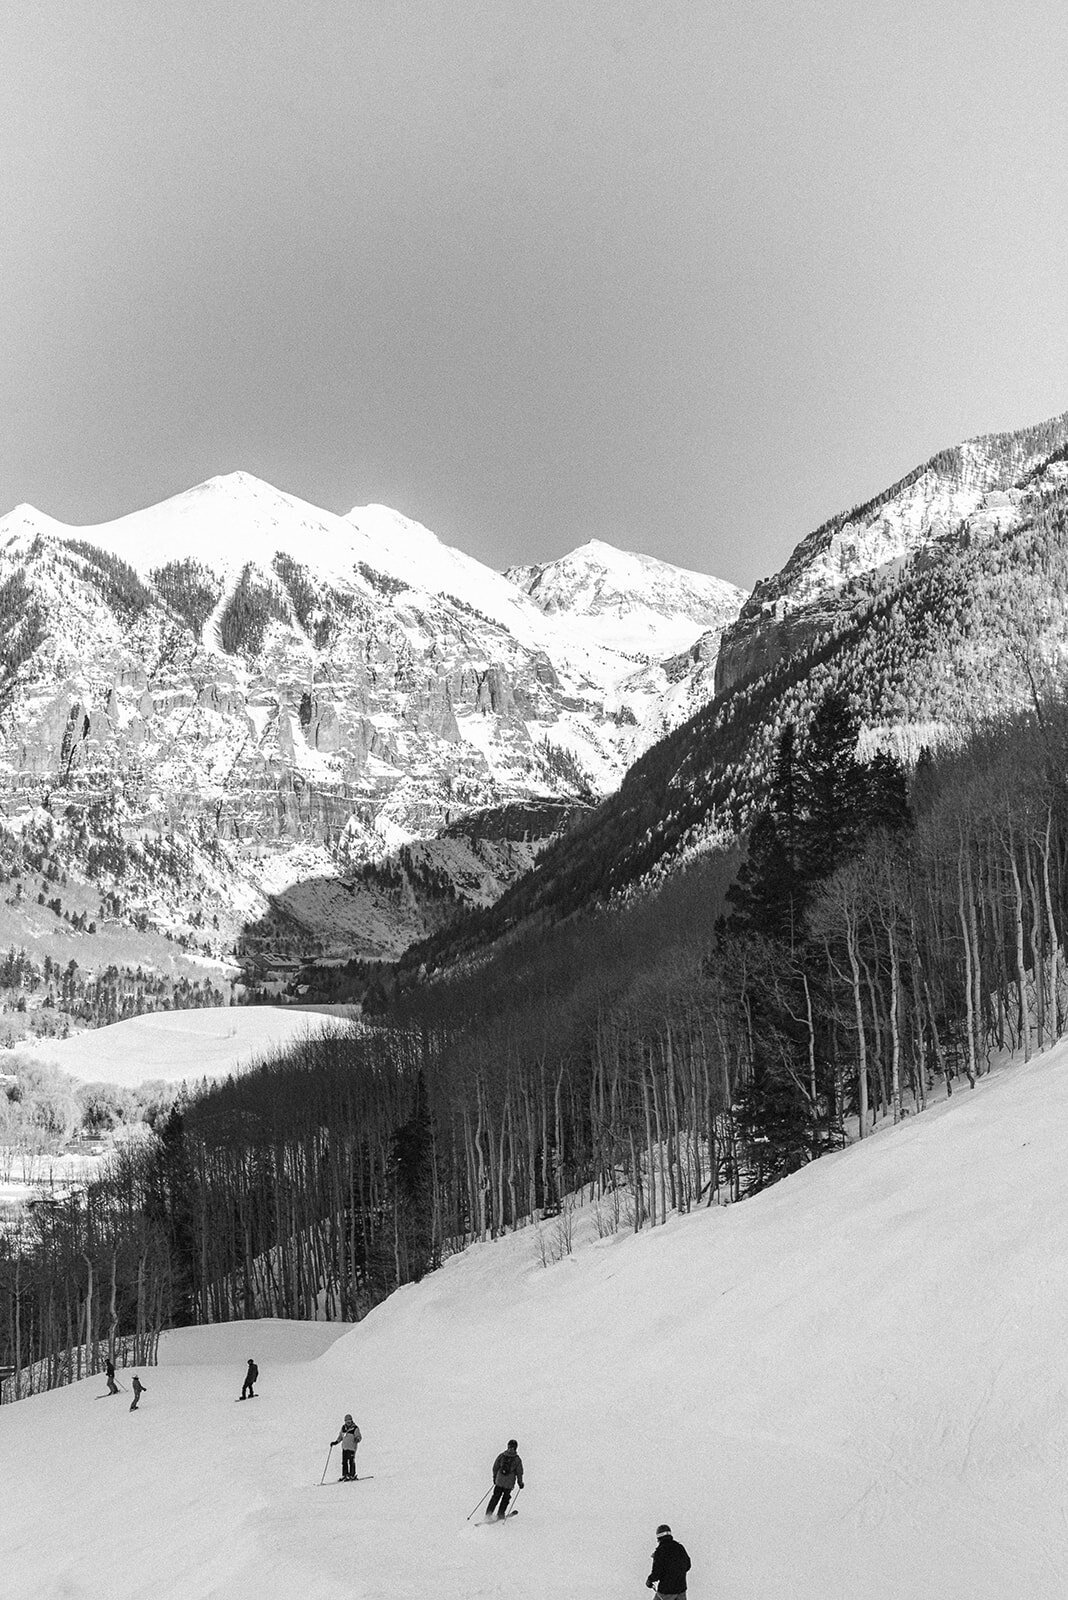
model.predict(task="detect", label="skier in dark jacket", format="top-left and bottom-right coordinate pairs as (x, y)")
top-left (129, 1374), bottom-right (146, 1412)
top-left (646, 1525), bottom-right (691, 1596)
top-left (485, 1439), bottom-right (524, 1518)
top-left (105, 1358), bottom-right (119, 1396)
top-left (239, 1359), bottom-right (258, 1399)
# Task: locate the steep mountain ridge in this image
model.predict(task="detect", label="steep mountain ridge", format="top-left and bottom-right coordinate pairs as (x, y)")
top-left (0, 476), bottom-right (743, 997)
top-left (404, 406), bottom-right (1068, 974)
top-left (717, 409), bottom-right (1068, 690)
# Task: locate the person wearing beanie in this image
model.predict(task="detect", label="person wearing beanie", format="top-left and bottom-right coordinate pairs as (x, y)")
top-left (331, 1414), bottom-right (362, 1480)
top-left (485, 1439), bottom-right (524, 1518)
top-left (646, 1524), bottom-right (691, 1596)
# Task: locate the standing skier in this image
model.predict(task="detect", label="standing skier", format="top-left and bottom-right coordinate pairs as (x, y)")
top-left (239, 1358), bottom-right (258, 1400)
top-left (331, 1414), bottom-right (362, 1480)
top-left (105, 1358), bottom-right (119, 1396)
top-left (485, 1439), bottom-right (524, 1519)
top-left (646, 1524), bottom-right (691, 1596)
top-left (129, 1375), bottom-right (146, 1412)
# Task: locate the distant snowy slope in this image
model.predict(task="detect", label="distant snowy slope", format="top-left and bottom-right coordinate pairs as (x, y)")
top-left (507, 537), bottom-right (746, 657)
top-left (6, 1040), bottom-right (1068, 1598)
top-left (0, 473), bottom-right (746, 967)
top-left (2, 474), bottom-right (361, 586)
top-left (343, 501), bottom-right (608, 663)
top-left (0, 474), bottom-right (621, 678)
top-left (21, 1006), bottom-right (352, 1088)
top-left (0, 473), bottom-right (751, 966)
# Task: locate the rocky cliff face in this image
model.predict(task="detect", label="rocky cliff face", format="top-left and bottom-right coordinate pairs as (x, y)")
top-left (0, 475), bottom-right (745, 969)
top-left (715, 411), bottom-right (1068, 693)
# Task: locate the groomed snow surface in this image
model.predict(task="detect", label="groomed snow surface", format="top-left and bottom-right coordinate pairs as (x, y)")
top-left (7, 1040), bottom-right (1068, 1598)
top-left (21, 1006), bottom-right (353, 1089)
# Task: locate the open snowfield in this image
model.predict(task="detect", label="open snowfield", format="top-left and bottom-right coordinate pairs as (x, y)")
top-left (17, 1006), bottom-right (353, 1088)
top-left (6, 1041), bottom-right (1068, 1598)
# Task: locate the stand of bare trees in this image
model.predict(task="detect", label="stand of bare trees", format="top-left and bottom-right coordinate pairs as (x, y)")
top-left (7, 698), bottom-right (1068, 1398)
top-left (0, 1166), bottom-right (168, 1402)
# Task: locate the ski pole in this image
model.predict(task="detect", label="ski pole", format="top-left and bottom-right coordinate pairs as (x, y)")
top-left (466, 1486), bottom-right (492, 1520)
top-left (319, 1444), bottom-right (335, 1486)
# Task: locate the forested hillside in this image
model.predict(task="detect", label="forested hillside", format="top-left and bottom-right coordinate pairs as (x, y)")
top-left (399, 429), bottom-right (1068, 973)
top-left (10, 411), bottom-right (1068, 1402)
top-left (8, 690), bottom-right (1068, 1388)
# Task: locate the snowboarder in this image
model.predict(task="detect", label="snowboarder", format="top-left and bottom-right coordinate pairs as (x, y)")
top-left (105, 1358), bottom-right (119, 1396)
top-left (331, 1414), bottom-right (362, 1480)
top-left (646, 1524), bottom-right (691, 1597)
top-left (239, 1358), bottom-right (258, 1399)
top-left (129, 1374), bottom-right (146, 1412)
top-left (485, 1439), bottom-right (524, 1519)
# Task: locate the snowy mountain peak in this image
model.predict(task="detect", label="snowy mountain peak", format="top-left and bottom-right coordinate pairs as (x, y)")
top-left (506, 540), bottom-right (746, 659)
top-left (0, 502), bottom-right (68, 550)
top-left (0, 471), bottom-right (745, 962)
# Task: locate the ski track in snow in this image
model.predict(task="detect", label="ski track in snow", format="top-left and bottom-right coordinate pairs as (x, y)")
top-left (7, 1041), bottom-right (1068, 1597)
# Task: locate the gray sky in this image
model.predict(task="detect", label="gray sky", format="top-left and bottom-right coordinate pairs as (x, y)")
top-left (2, 1), bottom-right (1066, 590)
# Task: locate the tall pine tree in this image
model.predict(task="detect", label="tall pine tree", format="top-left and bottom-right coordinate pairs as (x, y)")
top-left (796, 693), bottom-right (868, 880)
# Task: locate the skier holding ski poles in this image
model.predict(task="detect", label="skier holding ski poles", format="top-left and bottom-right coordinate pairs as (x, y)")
top-left (485, 1439), bottom-right (524, 1519)
top-left (330, 1414), bottom-right (362, 1480)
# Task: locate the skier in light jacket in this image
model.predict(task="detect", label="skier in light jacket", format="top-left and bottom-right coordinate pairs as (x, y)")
top-left (485, 1439), bottom-right (524, 1518)
top-left (331, 1414), bottom-right (362, 1480)
top-left (129, 1374), bottom-right (146, 1412)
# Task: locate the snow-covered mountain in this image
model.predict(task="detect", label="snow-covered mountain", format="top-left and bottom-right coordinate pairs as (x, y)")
top-left (0, 475), bottom-right (745, 978)
top-left (7, 1034), bottom-right (1068, 1599)
top-left (506, 539), bottom-right (745, 750)
top-left (507, 538), bottom-right (744, 659)
top-left (717, 409), bottom-right (1068, 690)
top-left (408, 405), bottom-right (1068, 967)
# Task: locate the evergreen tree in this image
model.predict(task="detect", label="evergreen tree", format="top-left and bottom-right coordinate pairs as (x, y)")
top-left (724, 812), bottom-right (799, 941)
top-left (797, 693), bottom-right (868, 880)
top-left (391, 1072), bottom-right (436, 1282)
top-left (864, 748), bottom-right (912, 835)
top-left (145, 1107), bottom-right (199, 1324)
top-left (771, 722), bottom-right (802, 866)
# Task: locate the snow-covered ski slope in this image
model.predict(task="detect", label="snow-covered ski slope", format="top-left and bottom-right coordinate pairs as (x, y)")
top-left (7, 1040), bottom-right (1068, 1599)
top-left (16, 1006), bottom-right (353, 1088)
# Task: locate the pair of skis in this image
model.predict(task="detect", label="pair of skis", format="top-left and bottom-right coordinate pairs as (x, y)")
top-left (467, 1485), bottom-right (523, 1521)
top-left (318, 1442), bottom-right (374, 1485)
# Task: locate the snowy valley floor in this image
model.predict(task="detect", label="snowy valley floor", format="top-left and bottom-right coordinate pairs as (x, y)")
top-left (6, 1043), bottom-right (1068, 1599)
top-left (17, 1004), bottom-right (354, 1090)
